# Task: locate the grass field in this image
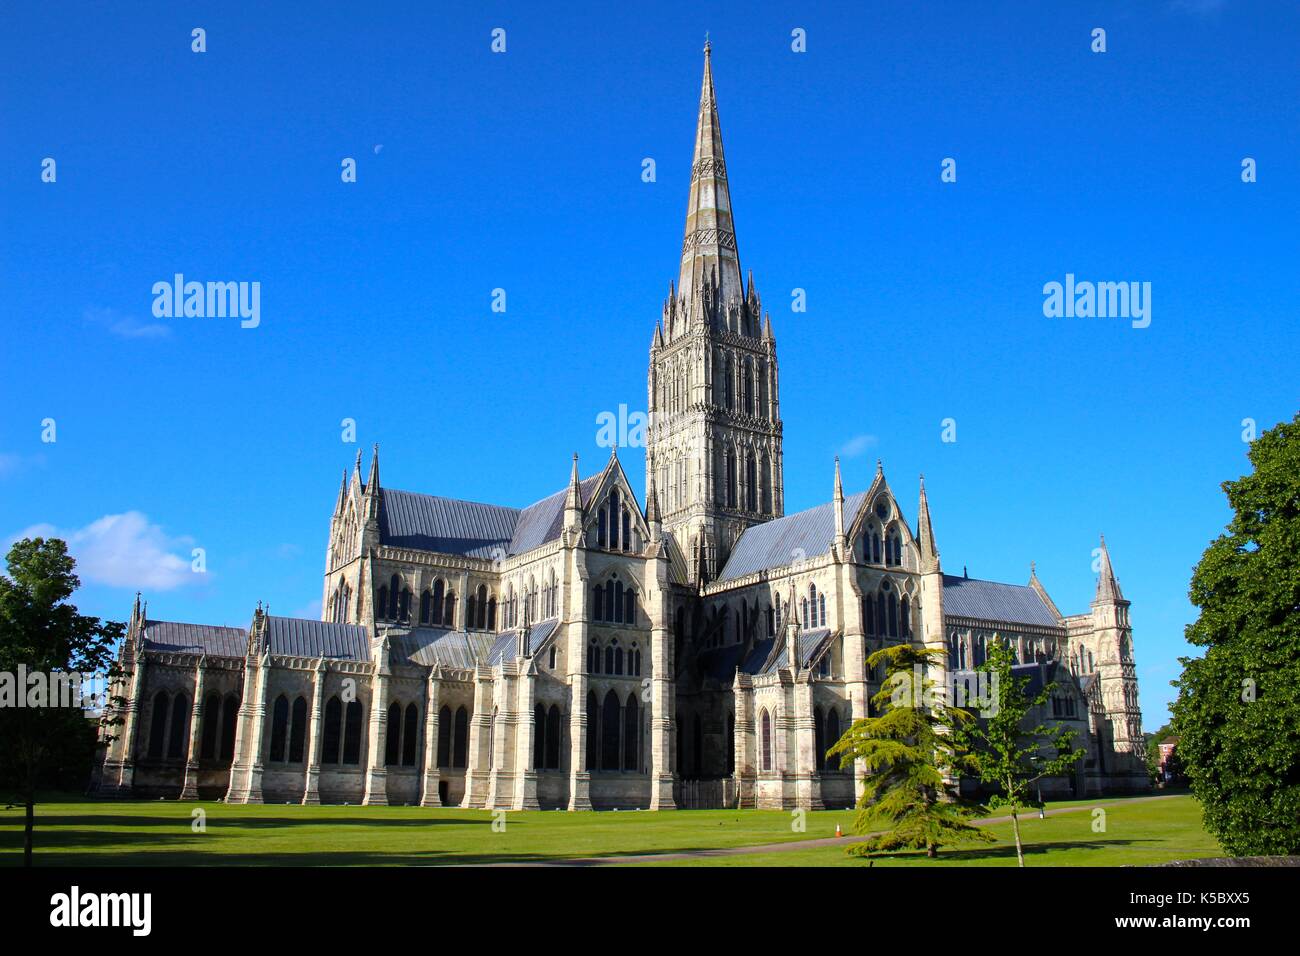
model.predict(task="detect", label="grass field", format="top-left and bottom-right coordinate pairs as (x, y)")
top-left (0, 792), bottom-right (1213, 867)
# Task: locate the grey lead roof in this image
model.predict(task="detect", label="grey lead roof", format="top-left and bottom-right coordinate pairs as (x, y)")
top-left (718, 493), bottom-right (867, 581)
top-left (379, 476), bottom-right (602, 560)
top-left (388, 619), bottom-right (561, 669)
top-left (698, 626), bottom-right (834, 680)
top-left (380, 489), bottom-right (518, 560)
top-left (391, 629), bottom-right (499, 669)
top-left (266, 616), bottom-right (370, 661)
top-left (942, 575), bottom-right (1060, 628)
top-left (507, 477), bottom-right (601, 555)
top-left (141, 620), bottom-right (247, 658)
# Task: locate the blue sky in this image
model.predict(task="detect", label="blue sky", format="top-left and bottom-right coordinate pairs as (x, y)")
top-left (2, 1), bottom-right (1296, 731)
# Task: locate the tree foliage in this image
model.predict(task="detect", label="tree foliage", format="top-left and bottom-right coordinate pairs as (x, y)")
top-left (0, 538), bottom-right (124, 866)
top-left (954, 637), bottom-right (1084, 866)
top-left (1171, 412), bottom-right (1300, 856)
top-left (827, 644), bottom-right (992, 858)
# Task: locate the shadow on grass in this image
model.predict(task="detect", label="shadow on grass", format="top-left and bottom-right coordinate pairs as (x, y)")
top-left (4, 814), bottom-right (481, 830)
top-left (867, 838), bottom-right (1153, 863)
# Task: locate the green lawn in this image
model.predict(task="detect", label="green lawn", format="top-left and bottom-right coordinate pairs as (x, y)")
top-left (640, 794), bottom-right (1219, 866)
top-left (0, 793), bottom-right (1213, 867)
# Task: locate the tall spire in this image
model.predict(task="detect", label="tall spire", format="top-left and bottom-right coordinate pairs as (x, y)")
top-left (365, 443), bottom-right (380, 494)
top-left (916, 475), bottom-right (940, 573)
top-left (645, 460), bottom-right (662, 538)
top-left (679, 39), bottom-right (743, 317)
top-left (833, 457), bottom-right (845, 543)
top-left (334, 469), bottom-right (348, 515)
top-left (1095, 534), bottom-right (1124, 602)
top-left (566, 453), bottom-right (582, 512)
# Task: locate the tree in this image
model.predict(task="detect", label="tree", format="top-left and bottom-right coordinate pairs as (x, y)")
top-left (1171, 413), bottom-right (1300, 856)
top-left (827, 644), bottom-right (992, 858)
top-left (955, 636), bottom-right (1085, 867)
top-left (0, 538), bottom-right (124, 866)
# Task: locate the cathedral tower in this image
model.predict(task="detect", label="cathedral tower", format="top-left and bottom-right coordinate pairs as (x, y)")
top-left (1090, 535), bottom-right (1146, 785)
top-left (647, 41), bottom-right (784, 582)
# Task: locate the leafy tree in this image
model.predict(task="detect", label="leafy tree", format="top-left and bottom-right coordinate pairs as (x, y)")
top-left (955, 637), bottom-right (1085, 867)
top-left (827, 644), bottom-right (992, 858)
top-left (0, 538), bottom-right (123, 866)
top-left (1171, 413), bottom-right (1300, 855)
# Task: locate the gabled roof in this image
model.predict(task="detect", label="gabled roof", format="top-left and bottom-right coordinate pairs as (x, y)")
top-left (508, 476), bottom-right (601, 555)
top-left (486, 618), bottom-right (561, 666)
top-left (266, 616), bottom-right (370, 661)
top-left (942, 575), bottom-right (1060, 629)
top-left (141, 620), bottom-right (246, 658)
top-left (718, 493), bottom-right (866, 581)
top-left (380, 476), bottom-right (601, 560)
top-left (697, 626), bottom-right (834, 681)
top-left (379, 489), bottom-right (519, 559)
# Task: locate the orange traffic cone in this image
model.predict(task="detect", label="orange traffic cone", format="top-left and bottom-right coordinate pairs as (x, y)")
top-left (835, 824), bottom-right (842, 838)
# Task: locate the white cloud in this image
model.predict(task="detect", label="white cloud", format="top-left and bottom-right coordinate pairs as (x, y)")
top-left (839, 434), bottom-right (879, 459)
top-left (85, 306), bottom-right (172, 340)
top-left (10, 512), bottom-right (198, 590)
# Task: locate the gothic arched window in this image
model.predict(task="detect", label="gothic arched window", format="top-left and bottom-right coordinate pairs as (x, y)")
top-left (826, 710), bottom-right (842, 771)
top-left (167, 693), bottom-right (189, 759)
top-left (437, 706), bottom-right (451, 766)
top-left (270, 694), bottom-right (290, 762)
top-left (220, 693), bottom-right (239, 761)
top-left (601, 690), bottom-right (621, 771)
top-left (322, 696), bottom-right (342, 765)
top-left (200, 692), bottom-right (220, 760)
top-left (761, 710), bottom-right (772, 772)
top-left (546, 704), bottom-right (561, 769)
top-left (147, 690), bottom-right (170, 759)
top-left (401, 704), bottom-right (419, 766)
top-left (431, 579), bottom-right (445, 624)
top-left (623, 694), bottom-right (639, 771)
top-left (343, 700), bottom-right (364, 765)
top-left (453, 706), bottom-right (469, 768)
top-left (609, 490), bottom-right (621, 549)
top-left (901, 596), bottom-right (911, 637)
top-left (385, 702), bottom-right (402, 766)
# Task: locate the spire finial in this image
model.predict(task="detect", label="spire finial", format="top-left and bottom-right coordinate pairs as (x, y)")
top-left (704, 31), bottom-right (710, 55)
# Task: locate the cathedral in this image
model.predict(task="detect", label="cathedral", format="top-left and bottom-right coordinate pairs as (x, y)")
top-left (94, 45), bottom-right (1148, 810)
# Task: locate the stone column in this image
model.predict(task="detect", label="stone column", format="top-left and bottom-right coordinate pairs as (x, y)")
top-left (419, 671), bottom-right (443, 807)
top-left (648, 604), bottom-right (676, 810)
top-left (733, 672), bottom-right (755, 808)
top-left (113, 655), bottom-right (147, 795)
top-left (460, 665), bottom-right (493, 808)
top-left (179, 658), bottom-right (207, 799)
top-left (301, 658), bottom-right (326, 805)
top-left (792, 672), bottom-right (824, 811)
top-left (566, 673), bottom-right (593, 811)
top-left (225, 652), bottom-right (269, 804)
top-left (362, 664), bottom-right (390, 805)
top-left (513, 663), bottom-right (540, 810)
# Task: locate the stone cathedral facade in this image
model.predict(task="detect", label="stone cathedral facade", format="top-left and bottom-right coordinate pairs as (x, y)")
top-left (94, 46), bottom-right (1148, 810)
